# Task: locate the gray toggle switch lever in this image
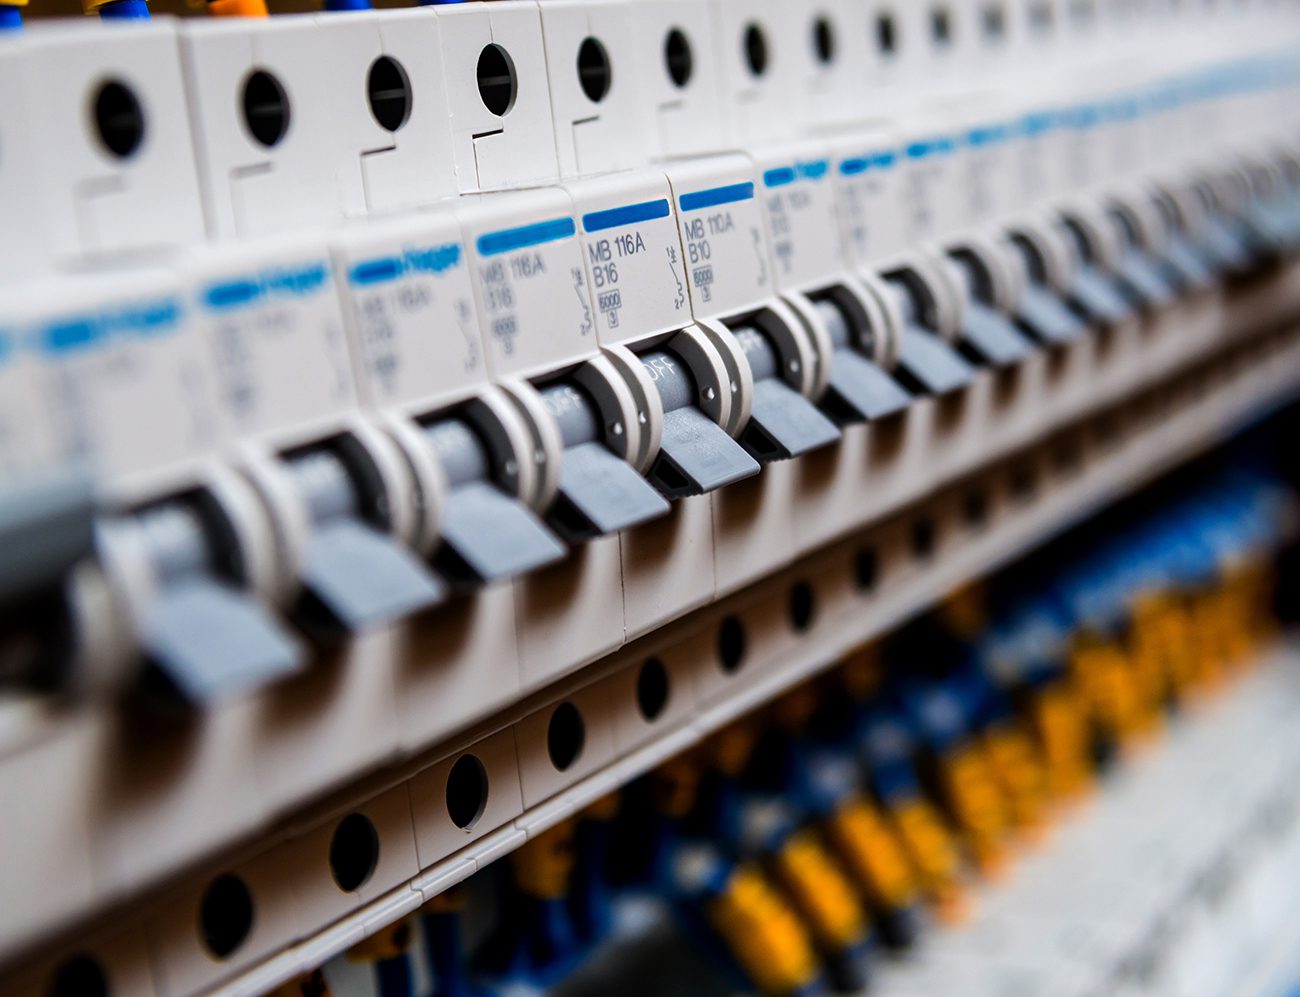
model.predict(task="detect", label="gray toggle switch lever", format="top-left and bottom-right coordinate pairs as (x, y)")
top-left (1017, 283), bottom-right (1087, 344)
top-left (1114, 247), bottom-right (1178, 310)
top-left (1068, 264), bottom-right (1134, 326)
top-left (538, 382), bottom-right (670, 542)
top-left (887, 283), bottom-right (975, 396)
top-left (0, 468), bottom-right (96, 690)
top-left (949, 263), bottom-right (1034, 366)
top-left (640, 350), bottom-right (760, 499)
top-left (813, 299), bottom-right (911, 424)
top-left (132, 501), bottom-right (303, 705)
top-left (422, 418), bottom-right (566, 585)
top-left (1199, 213), bottom-right (1257, 275)
top-left (731, 326), bottom-right (841, 461)
top-left (1162, 234), bottom-right (1217, 293)
top-left (285, 449), bottom-right (445, 637)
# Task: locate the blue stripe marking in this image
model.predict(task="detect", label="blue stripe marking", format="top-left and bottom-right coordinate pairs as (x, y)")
top-left (203, 262), bottom-right (330, 312)
top-left (763, 166), bottom-right (797, 188)
top-left (205, 279), bottom-right (262, 310)
top-left (350, 257), bottom-right (404, 287)
top-left (797, 159), bottom-right (828, 180)
top-left (349, 244), bottom-right (463, 286)
top-left (678, 182), bottom-right (755, 212)
top-left (1020, 111), bottom-right (1056, 136)
top-left (477, 217), bottom-right (576, 257)
top-left (581, 198), bottom-right (671, 233)
top-left (839, 157), bottom-right (869, 176)
top-left (871, 151), bottom-right (898, 169)
top-left (40, 319), bottom-right (105, 355)
top-left (967, 124), bottom-right (1010, 147)
top-left (905, 137), bottom-right (956, 160)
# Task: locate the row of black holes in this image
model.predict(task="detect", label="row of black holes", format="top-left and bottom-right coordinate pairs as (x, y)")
top-left (92, 0), bottom-right (1068, 163)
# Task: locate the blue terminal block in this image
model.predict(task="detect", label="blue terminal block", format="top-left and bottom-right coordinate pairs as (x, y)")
top-left (0, 4), bottom-right (23, 29)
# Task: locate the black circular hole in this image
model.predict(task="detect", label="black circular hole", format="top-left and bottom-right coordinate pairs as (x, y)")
top-left (876, 12), bottom-right (898, 54)
top-left (788, 581), bottom-right (817, 633)
top-left (743, 22), bottom-right (768, 77)
top-left (576, 36), bottom-right (612, 103)
top-left (48, 955), bottom-right (108, 997)
top-left (92, 79), bottom-right (145, 160)
top-left (476, 43), bottom-right (517, 117)
top-left (931, 6), bottom-right (952, 44)
top-left (636, 658), bottom-right (671, 722)
top-left (855, 546), bottom-right (879, 591)
top-left (717, 615), bottom-right (747, 674)
top-left (329, 813), bottom-right (379, 893)
top-left (1009, 463), bottom-right (1038, 501)
top-left (983, 3), bottom-right (1006, 37)
top-left (445, 754), bottom-right (489, 830)
top-left (199, 874), bottom-right (254, 960)
top-left (547, 701), bottom-right (586, 771)
top-left (812, 15), bottom-right (836, 63)
top-left (367, 55), bottom-right (412, 133)
top-left (664, 27), bottom-right (693, 88)
top-left (911, 518), bottom-right (936, 560)
top-left (241, 69), bottom-right (290, 148)
top-left (963, 488), bottom-right (989, 528)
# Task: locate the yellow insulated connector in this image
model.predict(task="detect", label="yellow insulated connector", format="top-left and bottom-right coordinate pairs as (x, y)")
top-left (708, 863), bottom-right (821, 997)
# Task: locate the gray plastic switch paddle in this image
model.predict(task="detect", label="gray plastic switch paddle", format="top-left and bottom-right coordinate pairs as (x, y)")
top-left (1070, 265), bottom-right (1134, 326)
top-left (1116, 249), bottom-right (1177, 309)
top-left (640, 350), bottom-right (760, 499)
top-left (1163, 235), bottom-right (1217, 292)
top-left (895, 325), bottom-right (975, 396)
top-left (438, 480), bottom-right (567, 583)
top-left (286, 450), bottom-right (445, 634)
top-left (731, 325), bottom-right (840, 460)
top-left (299, 518), bottom-right (446, 634)
top-left (421, 418), bottom-right (566, 585)
top-left (814, 299), bottom-right (910, 423)
top-left (538, 383), bottom-right (669, 541)
top-left (142, 575), bottom-right (303, 705)
top-left (961, 300), bottom-right (1035, 367)
top-left (1017, 283), bottom-right (1087, 344)
top-left (652, 406), bottom-right (761, 499)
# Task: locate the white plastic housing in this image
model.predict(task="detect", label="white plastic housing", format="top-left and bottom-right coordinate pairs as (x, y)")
top-left (539, 0), bottom-right (648, 176)
top-left (434, 1), bottom-right (560, 192)
top-left (8, 20), bottom-right (204, 271)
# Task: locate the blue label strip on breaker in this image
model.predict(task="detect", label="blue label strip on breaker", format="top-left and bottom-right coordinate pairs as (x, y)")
top-left (967, 124), bottom-right (1012, 147)
top-left (582, 198), bottom-right (671, 233)
top-left (678, 182), bottom-right (755, 212)
top-left (905, 137), bottom-right (958, 160)
top-left (348, 244), bottom-right (462, 287)
top-left (203, 262), bottom-right (330, 312)
top-left (839, 151), bottom-right (899, 176)
top-left (477, 217), bottom-right (576, 257)
top-left (37, 298), bottom-right (183, 355)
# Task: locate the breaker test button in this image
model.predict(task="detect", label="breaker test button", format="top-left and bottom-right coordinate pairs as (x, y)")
top-left (537, 382), bottom-right (669, 542)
